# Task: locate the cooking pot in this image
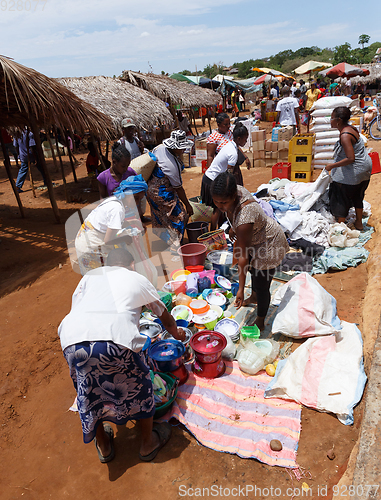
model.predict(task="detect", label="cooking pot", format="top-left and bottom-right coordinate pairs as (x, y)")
top-left (148, 339), bottom-right (185, 372)
top-left (190, 330), bottom-right (227, 373)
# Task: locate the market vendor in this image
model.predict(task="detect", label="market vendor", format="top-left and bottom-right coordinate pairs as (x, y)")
top-left (75, 177), bottom-right (147, 275)
top-left (58, 248), bottom-right (185, 464)
top-left (201, 123), bottom-right (249, 230)
top-left (211, 172), bottom-right (289, 331)
top-left (305, 82), bottom-right (321, 133)
top-left (326, 106), bottom-right (372, 231)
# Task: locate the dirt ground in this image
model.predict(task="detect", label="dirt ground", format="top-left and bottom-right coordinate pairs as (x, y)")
top-left (1, 118), bottom-right (381, 500)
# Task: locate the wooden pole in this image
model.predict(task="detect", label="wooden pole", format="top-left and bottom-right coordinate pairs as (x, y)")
top-left (91, 133), bottom-right (107, 171)
top-left (53, 126), bottom-right (66, 188)
top-left (0, 131), bottom-right (25, 218)
top-left (47, 131), bottom-right (69, 203)
top-left (26, 128), bottom-right (36, 198)
top-left (191, 108), bottom-right (199, 136)
top-left (105, 140), bottom-right (109, 161)
top-left (207, 108), bottom-right (212, 133)
top-left (59, 128), bottom-right (78, 183)
top-left (29, 115), bottom-right (60, 223)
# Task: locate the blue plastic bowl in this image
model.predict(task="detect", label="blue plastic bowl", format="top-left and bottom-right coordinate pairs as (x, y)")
top-left (176, 319), bottom-right (189, 328)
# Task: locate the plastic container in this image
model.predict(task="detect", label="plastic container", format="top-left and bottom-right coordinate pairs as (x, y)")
top-left (201, 159), bottom-right (208, 173)
top-left (186, 273), bottom-right (199, 296)
top-left (207, 250), bottom-right (233, 278)
top-left (186, 221), bottom-right (209, 244)
top-left (272, 162), bottom-right (291, 180)
top-left (162, 280), bottom-right (187, 295)
top-left (171, 269), bottom-right (191, 281)
top-left (171, 305), bottom-right (193, 322)
top-left (189, 299), bottom-right (210, 315)
top-left (198, 269), bottom-right (216, 284)
top-left (153, 372), bottom-right (179, 418)
top-left (175, 293), bottom-right (192, 307)
top-left (178, 243), bottom-right (207, 268)
top-left (148, 339), bottom-right (185, 372)
top-left (231, 283), bottom-right (239, 296)
top-left (186, 265), bottom-right (205, 273)
top-left (370, 151), bottom-right (381, 175)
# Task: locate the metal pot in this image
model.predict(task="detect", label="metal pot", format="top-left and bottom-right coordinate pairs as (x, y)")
top-left (139, 320), bottom-right (162, 341)
top-left (190, 330), bottom-right (227, 365)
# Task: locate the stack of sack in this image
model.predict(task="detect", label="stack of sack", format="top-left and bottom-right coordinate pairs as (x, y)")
top-left (310, 96), bottom-right (353, 170)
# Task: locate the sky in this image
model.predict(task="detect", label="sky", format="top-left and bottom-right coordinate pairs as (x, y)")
top-left (0, 0), bottom-right (380, 78)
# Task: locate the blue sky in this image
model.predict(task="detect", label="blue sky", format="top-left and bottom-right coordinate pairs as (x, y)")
top-left (0, 0), bottom-right (380, 78)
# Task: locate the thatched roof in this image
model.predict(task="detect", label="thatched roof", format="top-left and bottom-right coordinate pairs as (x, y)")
top-left (347, 63), bottom-right (381, 84)
top-left (57, 76), bottom-right (174, 135)
top-left (0, 56), bottom-right (113, 137)
top-left (120, 70), bottom-right (221, 108)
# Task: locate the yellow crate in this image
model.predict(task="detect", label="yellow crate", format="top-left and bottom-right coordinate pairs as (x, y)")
top-left (291, 153), bottom-right (312, 172)
top-left (289, 133), bottom-right (315, 155)
top-left (291, 170), bottom-right (313, 183)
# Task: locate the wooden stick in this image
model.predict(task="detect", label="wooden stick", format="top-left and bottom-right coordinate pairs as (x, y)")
top-left (191, 108), bottom-right (199, 136)
top-left (53, 126), bottom-right (66, 188)
top-left (60, 128), bottom-right (78, 183)
top-left (91, 132), bottom-right (106, 171)
top-left (47, 131), bottom-right (68, 203)
top-left (29, 115), bottom-right (60, 224)
top-left (26, 127), bottom-right (36, 198)
top-left (207, 108), bottom-right (212, 133)
top-left (0, 131), bottom-right (25, 217)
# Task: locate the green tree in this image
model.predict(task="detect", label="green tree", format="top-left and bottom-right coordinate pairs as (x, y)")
top-left (179, 70), bottom-right (192, 76)
top-left (333, 43), bottom-right (353, 64)
top-left (358, 34), bottom-right (370, 50)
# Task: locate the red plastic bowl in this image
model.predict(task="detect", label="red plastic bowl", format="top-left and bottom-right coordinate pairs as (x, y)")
top-left (177, 243), bottom-right (207, 268)
top-left (185, 265), bottom-right (205, 273)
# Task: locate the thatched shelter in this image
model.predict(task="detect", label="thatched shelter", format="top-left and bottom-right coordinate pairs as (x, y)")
top-left (0, 57), bottom-right (113, 137)
top-left (0, 56), bottom-right (114, 222)
top-left (57, 76), bottom-right (174, 136)
top-left (120, 70), bottom-right (221, 108)
top-left (343, 63), bottom-right (381, 86)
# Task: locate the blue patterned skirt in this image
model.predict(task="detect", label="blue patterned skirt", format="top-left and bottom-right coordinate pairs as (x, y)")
top-left (64, 341), bottom-right (155, 443)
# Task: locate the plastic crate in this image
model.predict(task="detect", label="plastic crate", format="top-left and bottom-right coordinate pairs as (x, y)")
top-left (291, 170), bottom-right (313, 183)
top-left (272, 162), bottom-right (291, 180)
top-left (289, 133), bottom-right (315, 155)
top-left (291, 154), bottom-right (312, 172)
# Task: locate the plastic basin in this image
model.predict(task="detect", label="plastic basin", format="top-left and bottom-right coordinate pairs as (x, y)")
top-left (178, 243), bottom-right (207, 268)
top-left (186, 221), bottom-right (209, 243)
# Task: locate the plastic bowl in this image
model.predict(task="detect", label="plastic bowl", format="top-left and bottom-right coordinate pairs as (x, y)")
top-left (185, 265), bottom-right (205, 273)
top-left (189, 299), bottom-right (210, 315)
top-left (171, 269), bottom-right (191, 282)
top-left (205, 291), bottom-right (227, 307)
top-left (162, 280), bottom-right (187, 294)
top-left (171, 305), bottom-right (193, 323)
top-left (178, 243), bottom-right (207, 268)
top-left (209, 305), bottom-right (224, 321)
top-left (154, 372), bottom-right (179, 418)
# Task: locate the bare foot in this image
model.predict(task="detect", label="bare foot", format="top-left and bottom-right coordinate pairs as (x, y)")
top-left (254, 317), bottom-right (265, 331)
top-left (354, 222), bottom-right (363, 231)
top-left (139, 429), bottom-right (160, 457)
top-left (242, 293), bottom-right (257, 307)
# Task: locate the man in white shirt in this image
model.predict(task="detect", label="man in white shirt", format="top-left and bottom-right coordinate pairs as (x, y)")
top-left (276, 87), bottom-right (300, 133)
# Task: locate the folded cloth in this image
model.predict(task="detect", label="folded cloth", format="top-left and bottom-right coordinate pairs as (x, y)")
top-left (278, 253), bottom-right (313, 273)
top-left (288, 238), bottom-right (325, 257)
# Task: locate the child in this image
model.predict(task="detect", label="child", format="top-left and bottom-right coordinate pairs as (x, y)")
top-left (266, 94), bottom-right (276, 112)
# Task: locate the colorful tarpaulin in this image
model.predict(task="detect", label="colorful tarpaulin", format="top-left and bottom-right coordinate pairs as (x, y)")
top-left (162, 361), bottom-right (301, 468)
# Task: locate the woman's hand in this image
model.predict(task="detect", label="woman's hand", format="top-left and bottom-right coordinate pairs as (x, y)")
top-left (245, 157), bottom-right (251, 170)
top-left (186, 203), bottom-right (194, 217)
top-left (174, 327), bottom-right (186, 342)
top-left (234, 288), bottom-right (245, 310)
top-left (229, 227), bottom-right (237, 243)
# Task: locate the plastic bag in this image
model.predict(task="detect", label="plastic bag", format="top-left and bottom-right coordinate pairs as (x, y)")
top-left (237, 339), bottom-right (279, 375)
top-left (218, 331), bottom-right (236, 361)
top-left (271, 273), bottom-right (342, 339)
top-left (265, 321), bottom-right (367, 425)
top-left (301, 112), bottom-right (308, 125)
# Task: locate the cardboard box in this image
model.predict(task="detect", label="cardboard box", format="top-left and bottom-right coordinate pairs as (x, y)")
top-left (277, 140), bottom-right (289, 151)
top-left (255, 159), bottom-right (266, 168)
top-left (251, 130), bottom-right (266, 142)
top-left (253, 150), bottom-right (265, 160)
top-left (252, 140), bottom-right (265, 151)
top-left (269, 152), bottom-right (278, 160)
top-left (195, 149), bottom-right (207, 160)
top-left (265, 140), bottom-right (278, 152)
top-left (190, 155), bottom-right (197, 166)
top-left (278, 150), bottom-right (289, 160)
top-left (195, 139), bottom-right (207, 150)
top-left (278, 126), bottom-right (294, 142)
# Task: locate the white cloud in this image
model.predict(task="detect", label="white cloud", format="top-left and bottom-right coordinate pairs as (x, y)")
top-left (140, 32), bottom-right (150, 37)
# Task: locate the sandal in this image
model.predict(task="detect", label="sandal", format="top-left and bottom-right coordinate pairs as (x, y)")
top-left (94, 424), bottom-right (115, 463)
top-left (139, 422), bottom-right (172, 462)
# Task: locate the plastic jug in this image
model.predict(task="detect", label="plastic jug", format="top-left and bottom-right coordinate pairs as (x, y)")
top-left (176, 293), bottom-right (192, 307)
top-left (272, 126), bottom-right (282, 142)
top-left (186, 273), bottom-right (199, 297)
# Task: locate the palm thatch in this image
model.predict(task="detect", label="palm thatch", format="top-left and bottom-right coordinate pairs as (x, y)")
top-left (57, 76), bottom-right (174, 135)
top-left (0, 56), bottom-right (113, 137)
top-left (120, 70), bottom-right (222, 108)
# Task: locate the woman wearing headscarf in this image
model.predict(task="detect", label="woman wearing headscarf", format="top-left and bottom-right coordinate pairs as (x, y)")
top-left (74, 176), bottom-right (147, 275)
top-left (97, 142), bottom-right (137, 199)
top-left (146, 130), bottom-right (194, 251)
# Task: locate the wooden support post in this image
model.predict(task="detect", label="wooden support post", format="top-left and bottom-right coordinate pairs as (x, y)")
top-left (53, 126), bottom-right (66, 187)
top-left (0, 131), bottom-right (25, 218)
top-left (191, 108), bottom-right (199, 136)
top-left (47, 131), bottom-right (69, 203)
top-left (26, 128), bottom-right (36, 198)
top-left (29, 115), bottom-right (60, 223)
top-left (91, 133), bottom-right (107, 171)
top-left (207, 109), bottom-right (212, 133)
top-left (60, 128), bottom-right (78, 183)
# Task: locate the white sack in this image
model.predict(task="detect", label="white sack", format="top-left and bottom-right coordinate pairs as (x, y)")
top-left (312, 117), bottom-right (332, 125)
top-left (311, 96), bottom-right (352, 110)
top-left (314, 144), bottom-right (335, 153)
top-left (315, 130), bottom-right (340, 139)
top-left (315, 137), bottom-right (338, 145)
top-left (314, 151), bottom-right (335, 160)
top-left (265, 321), bottom-right (367, 425)
top-left (311, 108), bottom-right (333, 117)
top-left (271, 272), bottom-right (341, 338)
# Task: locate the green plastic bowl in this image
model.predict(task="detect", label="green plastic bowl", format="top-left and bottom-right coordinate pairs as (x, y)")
top-left (154, 372), bottom-right (179, 419)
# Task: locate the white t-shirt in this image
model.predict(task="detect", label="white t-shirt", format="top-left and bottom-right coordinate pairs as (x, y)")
top-left (270, 88), bottom-right (277, 98)
top-left (276, 97), bottom-right (299, 126)
top-left (290, 86), bottom-right (297, 97)
top-left (118, 136), bottom-right (142, 160)
top-left (58, 266), bottom-right (165, 351)
top-left (205, 141), bottom-right (238, 181)
top-left (153, 144), bottom-right (183, 188)
top-left (86, 198), bottom-right (125, 233)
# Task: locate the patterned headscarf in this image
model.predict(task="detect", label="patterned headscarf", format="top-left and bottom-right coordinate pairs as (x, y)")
top-left (163, 130), bottom-right (193, 150)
